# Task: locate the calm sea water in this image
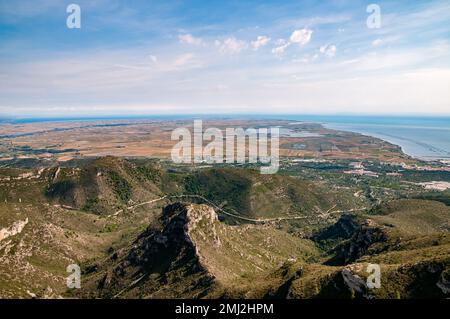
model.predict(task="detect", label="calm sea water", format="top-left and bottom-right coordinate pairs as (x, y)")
top-left (278, 115), bottom-right (450, 161)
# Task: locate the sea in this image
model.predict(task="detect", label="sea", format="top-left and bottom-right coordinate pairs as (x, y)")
top-left (275, 115), bottom-right (450, 161)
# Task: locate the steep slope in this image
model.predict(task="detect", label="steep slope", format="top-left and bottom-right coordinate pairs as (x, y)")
top-left (0, 158), bottom-right (168, 298)
top-left (45, 157), bottom-right (164, 215)
top-left (1, 158), bottom-right (450, 299)
top-left (78, 197), bottom-right (449, 299)
top-left (0, 200), bottom-right (113, 298)
top-left (254, 258), bottom-right (449, 299)
top-left (312, 199), bottom-right (450, 266)
top-left (243, 199), bottom-right (450, 299)
top-left (183, 168), bottom-right (366, 222)
top-left (81, 202), bottom-right (321, 298)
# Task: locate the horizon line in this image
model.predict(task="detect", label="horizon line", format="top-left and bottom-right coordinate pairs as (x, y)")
top-left (2, 112), bottom-right (450, 123)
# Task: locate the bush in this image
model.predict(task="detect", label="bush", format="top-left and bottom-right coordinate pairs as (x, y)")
top-left (107, 171), bottom-right (132, 203)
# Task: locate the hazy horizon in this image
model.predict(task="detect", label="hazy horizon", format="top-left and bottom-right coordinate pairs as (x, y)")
top-left (3, 112), bottom-right (450, 125)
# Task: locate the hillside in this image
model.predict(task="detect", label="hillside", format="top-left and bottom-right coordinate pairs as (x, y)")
top-left (0, 157), bottom-right (168, 297)
top-left (79, 199), bottom-right (450, 299)
top-left (0, 158), bottom-right (449, 299)
top-left (81, 202), bottom-right (321, 298)
top-left (44, 157), bottom-right (164, 215)
top-left (183, 168), bottom-right (366, 223)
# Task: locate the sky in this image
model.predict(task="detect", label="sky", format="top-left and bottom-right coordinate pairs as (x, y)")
top-left (0, 0), bottom-right (449, 118)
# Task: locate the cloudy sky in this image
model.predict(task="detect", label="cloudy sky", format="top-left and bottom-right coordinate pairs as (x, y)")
top-left (0, 0), bottom-right (449, 117)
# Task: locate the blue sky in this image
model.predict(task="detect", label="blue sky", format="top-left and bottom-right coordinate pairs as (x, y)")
top-left (0, 0), bottom-right (449, 117)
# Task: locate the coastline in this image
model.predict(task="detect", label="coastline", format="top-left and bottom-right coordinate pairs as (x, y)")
top-left (1, 116), bottom-right (449, 164)
top-left (321, 122), bottom-right (450, 162)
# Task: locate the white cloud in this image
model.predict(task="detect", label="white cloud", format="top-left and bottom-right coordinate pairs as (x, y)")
top-left (271, 39), bottom-right (290, 56)
top-left (2, 19), bottom-right (450, 117)
top-left (178, 33), bottom-right (203, 45)
top-left (251, 35), bottom-right (271, 50)
top-left (289, 29), bottom-right (313, 45)
top-left (272, 29), bottom-right (313, 56)
top-left (272, 43), bottom-right (290, 56)
top-left (372, 38), bottom-right (383, 47)
top-left (319, 44), bottom-right (337, 57)
top-left (215, 37), bottom-right (248, 54)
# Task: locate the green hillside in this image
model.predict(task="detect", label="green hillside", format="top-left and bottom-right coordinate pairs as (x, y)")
top-left (0, 158), bottom-right (449, 299)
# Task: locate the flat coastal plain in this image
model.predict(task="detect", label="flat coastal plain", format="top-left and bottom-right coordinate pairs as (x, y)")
top-left (0, 119), bottom-right (415, 164)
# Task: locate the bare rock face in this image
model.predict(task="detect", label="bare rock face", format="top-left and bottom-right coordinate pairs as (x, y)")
top-left (185, 204), bottom-right (222, 248)
top-left (326, 219), bottom-right (387, 265)
top-left (0, 218), bottom-right (29, 242)
top-left (88, 202), bottom-right (217, 298)
top-left (341, 268), bottom-right (366, 294)
top-left (313, 214), bottom-right (360, 242)
top-left (340, 266), bottom-right (377, 299)
top-left (121, 202), bottom-right (211, 275)
top-left (437, 271), bottom-right (450, 295)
